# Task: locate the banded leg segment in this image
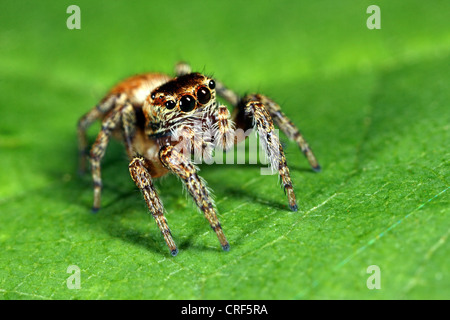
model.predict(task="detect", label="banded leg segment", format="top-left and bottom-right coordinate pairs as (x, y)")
top-left (213, 77), bottom-right (241, 107)
top-left (121, 103), bottom-right (137, 158)
top-left (159, 145), bottom-right (230, 251)
top-left (243, 98), bottom-right (298, 211)
top-left (89, 107), bottom-right (122, 211)
top-left (77, 95), bottom-right (118, 174)
top-left (89, 102), bottom-right (137, 211)
top-left (129, 157), bottom-right (178, 256)
top-left (210, 75), bottom-right (320, 172)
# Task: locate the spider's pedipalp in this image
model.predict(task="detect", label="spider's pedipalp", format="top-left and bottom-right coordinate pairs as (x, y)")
top-left (213, 105), bottom-right (236, 151)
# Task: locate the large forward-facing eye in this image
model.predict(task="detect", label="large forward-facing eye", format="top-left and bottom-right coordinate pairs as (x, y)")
top-left (197, 86), bottom-right (211, 104)
top-left (179, 95), bottom-right (196, 112)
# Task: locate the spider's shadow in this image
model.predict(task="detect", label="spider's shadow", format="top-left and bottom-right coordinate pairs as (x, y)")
top-left (74, 172), bottom-right (227, 255)
top-left (99, 189), bottom-right (223, 255)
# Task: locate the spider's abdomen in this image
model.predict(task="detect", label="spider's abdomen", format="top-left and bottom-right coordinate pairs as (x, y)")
top-left (100, 73), bottom-right (174, 174)
top-left (109, 73), bottom-right (171, 106)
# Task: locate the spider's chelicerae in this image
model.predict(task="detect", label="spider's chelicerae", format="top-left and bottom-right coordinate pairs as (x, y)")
top-left (77, 62), bottom-right (320, 256)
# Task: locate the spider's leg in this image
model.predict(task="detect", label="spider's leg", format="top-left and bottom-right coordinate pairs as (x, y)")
top-left (89, 106), bottom-right (122, 212)
top-left (174, 62), bottom-right (192, 76)
top-left (159, 145), bottom-right (230, 251)
top-left (211, 81), bottom-right (299, 210)
top-left (129, 157), bottom-right (178, 256)
top-left (121, 103), bottom-right (137, 158)
top-left (242, 98), bottom-right (298, 211)
top-left (245, 94), bottom-right (320, 172)
top-left (215, 79), bottom-right (241, 107)
top-left (214, 79), bottom-right (320, 172)
top-left (77, 95), bottom-right (118, 174)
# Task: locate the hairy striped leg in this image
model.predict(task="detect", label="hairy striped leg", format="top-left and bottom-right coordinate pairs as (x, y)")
top-left (129, 157), bottom-right (178, 256)
top-left (159, 145), bottom-right (230, 251)
top-left (215, 79), bottom-right (241, 108)
top-left (121, 103), bottom-right (137, 158)
top-left (210, 74), bottom-right (321, 172)
top-left (243, 98), bottom-right (298, 211)
top-left (202, 74), bottom-right (299, 210)
top-left (89, 107), bottom-right (122, 212)
top-left (77, 95), bottom-right (118, 174)
top-left (244, 94), bottom-right (321, 172)
top-left (89, 102), bottom-right (137, 212)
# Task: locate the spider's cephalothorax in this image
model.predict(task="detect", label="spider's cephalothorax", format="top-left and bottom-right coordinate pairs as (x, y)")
top-left (78, 62), bottom-right (320, 256)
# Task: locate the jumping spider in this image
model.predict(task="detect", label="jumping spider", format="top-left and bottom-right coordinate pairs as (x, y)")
top-left (77, 62), bottom-right (320, 256)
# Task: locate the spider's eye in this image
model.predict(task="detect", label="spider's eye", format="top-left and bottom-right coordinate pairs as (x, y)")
top-left (165, 100), bottom-right (176, 110)
top-left (179, 95), bottom-right (196, 112)
top-left (197, 86), bottom-right (211, 104)
top-left (208, 79), bottom-right (216, 89)
top-left (151, 93), bottom-right (155, 99)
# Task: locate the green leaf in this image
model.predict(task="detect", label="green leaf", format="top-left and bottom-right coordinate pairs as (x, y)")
top-left (0, 0), bottom-right (448, 300)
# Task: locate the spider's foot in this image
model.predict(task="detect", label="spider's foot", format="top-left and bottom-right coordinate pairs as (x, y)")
top-left (289, 203), bottom-right (298, 212)
top-left (312, 164), bottom-right (321, 173)
top-left (91, 206), bottom-right (100, 214)
top-left (170, 248), bottom-right (179, 257)
top-left (222, 243), bottom-right (230, 252)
